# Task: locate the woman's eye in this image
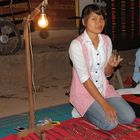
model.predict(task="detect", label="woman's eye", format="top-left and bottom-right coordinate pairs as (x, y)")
top-left (92, 18), bottom-right (97, 21)
top-left (100, 18), bottom-right (104, 21)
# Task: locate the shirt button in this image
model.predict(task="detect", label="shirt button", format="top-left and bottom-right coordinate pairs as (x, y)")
top-left (96, 80), bottom-right (98, 82)
top-left (97, 53), bottom-right (99, 55)
top-left (95, 71), bottom-right (97, 73)
top-left (97, 63), bottom-right (100, 65)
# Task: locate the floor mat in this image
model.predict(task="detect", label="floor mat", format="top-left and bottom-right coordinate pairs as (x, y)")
top-left (0, 103), bottom-right (73, 138)
top-left (47, 117), bottom-right (140, 140)
top-left (2, 117), bottom-right (140, 140)
top-left (1, 96), bottom-right (140, 138)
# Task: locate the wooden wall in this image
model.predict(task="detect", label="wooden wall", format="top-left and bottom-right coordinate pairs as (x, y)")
top-left (0, 0), bottom-right (76, 29)
top-left (31, 0), bottom-right (76, 29)
top-left (105, 0), bottom-right (140, 50)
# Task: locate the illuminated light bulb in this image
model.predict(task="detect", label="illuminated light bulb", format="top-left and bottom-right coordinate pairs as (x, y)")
top-left (38, 14), bottom-right (48, 28)
top-left (38, 5), bottom-right (48, 28)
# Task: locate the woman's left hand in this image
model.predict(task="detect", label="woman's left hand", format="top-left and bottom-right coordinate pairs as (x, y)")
top-left (108, 50), bottom-right (123, 67)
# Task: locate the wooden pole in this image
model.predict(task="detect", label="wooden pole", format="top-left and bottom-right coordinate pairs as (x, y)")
top-left (24, 16), bottom-right (35, 128)
top-left (75, 0), bottom-right (79, 28)
top-left (23, 0), bottom-right (48, 129)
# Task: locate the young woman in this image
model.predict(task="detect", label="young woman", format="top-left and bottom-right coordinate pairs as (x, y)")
top-left (69, 4), bottom-right (135, 131)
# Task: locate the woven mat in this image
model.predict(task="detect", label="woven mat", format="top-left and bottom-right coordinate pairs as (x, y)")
top-left (2, 117), bottom-right (140, 140)
top-left (45, 117), bottom-right (140, 140)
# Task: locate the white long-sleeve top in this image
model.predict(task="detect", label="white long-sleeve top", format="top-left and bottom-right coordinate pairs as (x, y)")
top-left (69, 30), bottom-right (112, 93)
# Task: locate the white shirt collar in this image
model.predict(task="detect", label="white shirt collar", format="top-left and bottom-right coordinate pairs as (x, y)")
top-left (81, 30), bottom-right (104, 48)
top-left (82, 30), bottom-right (91, 42)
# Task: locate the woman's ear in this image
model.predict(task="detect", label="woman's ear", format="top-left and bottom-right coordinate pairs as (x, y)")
top-left (82, 19), bottom-right (85, 26)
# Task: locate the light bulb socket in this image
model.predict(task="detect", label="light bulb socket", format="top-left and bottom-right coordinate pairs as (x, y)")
top-left (40, 5), bottom-right (46, 14)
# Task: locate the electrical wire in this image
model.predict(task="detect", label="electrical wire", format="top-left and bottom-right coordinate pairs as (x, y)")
top-left (26, 20), bottom-right (37, 106)
top-left (9, 0), bottom-right (15, 21)
top-left (29, 22), bottom-right (37, 94)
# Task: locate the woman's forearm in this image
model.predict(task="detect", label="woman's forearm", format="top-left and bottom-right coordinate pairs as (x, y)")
top-left (104, 63), bottom-right (114, 76)
top-left (83, 79), bottom-right (107, 107)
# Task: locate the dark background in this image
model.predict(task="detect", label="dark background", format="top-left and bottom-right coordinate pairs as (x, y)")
top-left (105, 0), bottom-right (140, 50)
top-left (0, 0), bottom-right (139, 50)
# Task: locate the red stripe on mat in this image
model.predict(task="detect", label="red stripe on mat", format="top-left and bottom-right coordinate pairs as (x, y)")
top-left (123, 95), bottom-right (140, 104)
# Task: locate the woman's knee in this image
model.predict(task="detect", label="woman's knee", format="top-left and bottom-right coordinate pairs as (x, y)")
top-left (100, 121), bottom-right (118, 131)
top-left (122, 110), bottom-right (136, 124)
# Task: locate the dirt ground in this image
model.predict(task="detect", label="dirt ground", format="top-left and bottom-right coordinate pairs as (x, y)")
top-left (0, 29), bottom-right (137, 117)
top-left (0, 29), bottom-right (77, 117)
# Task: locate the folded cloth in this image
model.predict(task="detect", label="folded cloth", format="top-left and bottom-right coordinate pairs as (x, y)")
top-left (71, 108), bottom-right (81, 118)
top-left (117, 84), bottom-right (140, 95)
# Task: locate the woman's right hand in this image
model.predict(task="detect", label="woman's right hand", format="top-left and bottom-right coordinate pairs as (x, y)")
top-left (108, 50), bottom-right (123, 67)
top-left (102, 102), bottom-right (118, 123)
top-left (83, 79), bottom-right (118, 123)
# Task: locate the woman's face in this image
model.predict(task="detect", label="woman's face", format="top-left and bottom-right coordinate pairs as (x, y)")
top-left (83, 12), bottom-right (105, 34)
